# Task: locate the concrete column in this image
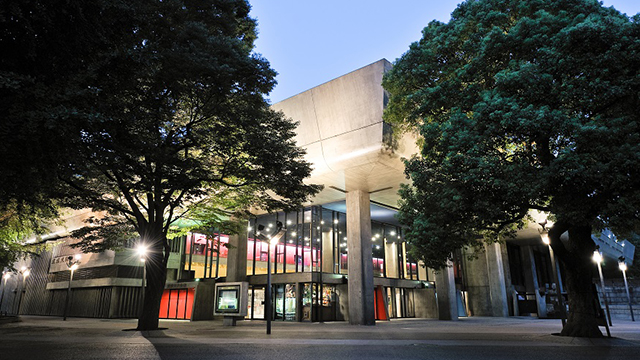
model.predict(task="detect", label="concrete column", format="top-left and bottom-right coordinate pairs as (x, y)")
top-left (346, 190), bottom-right (375, 325)
top-left (522, 245), bottom-right (547, 317)
top-left (435, 262), bottom-right (458, 320)
top-left (226, 221), bottom-right (248, 282)
top-left (484, 243), bottom-right (509, 317)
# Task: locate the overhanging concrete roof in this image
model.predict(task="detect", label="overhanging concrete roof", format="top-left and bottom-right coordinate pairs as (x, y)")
top-left (272, 59), bottom-right (418, 208)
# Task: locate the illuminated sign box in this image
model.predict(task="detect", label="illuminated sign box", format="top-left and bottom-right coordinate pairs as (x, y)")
top-left (214, 282), bottom-right (248, 317)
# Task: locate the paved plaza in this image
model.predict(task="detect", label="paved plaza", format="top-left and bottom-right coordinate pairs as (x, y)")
top-left (0, 316), bottom-right (639, 359)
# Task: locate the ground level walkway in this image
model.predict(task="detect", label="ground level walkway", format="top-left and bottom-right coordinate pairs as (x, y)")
top-left (1, 316), bottom-right (639, 359)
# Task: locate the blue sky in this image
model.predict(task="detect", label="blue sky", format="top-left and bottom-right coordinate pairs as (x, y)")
top-left (249, 0), bottom-right (639, 104)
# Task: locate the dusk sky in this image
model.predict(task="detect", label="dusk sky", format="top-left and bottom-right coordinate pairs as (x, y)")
top-left (250, 0), bottom-right (640, 104)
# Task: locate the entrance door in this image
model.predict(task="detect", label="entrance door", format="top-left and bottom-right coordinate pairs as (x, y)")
top-left (274, 284), bottom-right (296, 321)
top-left (250, 287), bottom-right (265, 319)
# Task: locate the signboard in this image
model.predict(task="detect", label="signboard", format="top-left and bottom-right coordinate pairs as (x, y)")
top-left (214, 282), bottom-right (248, 317)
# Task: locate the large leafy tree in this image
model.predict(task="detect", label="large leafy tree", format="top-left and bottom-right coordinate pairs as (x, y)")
top-left (383, 0), bottom-right (640, 337)
top-left (1, 0), bottom-right (319, 330)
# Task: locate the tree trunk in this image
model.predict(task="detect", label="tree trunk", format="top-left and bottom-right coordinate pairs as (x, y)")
top-left (136, 222), bottom-right (169, 331)
top-left (551, 224), bottom-right (603, 337)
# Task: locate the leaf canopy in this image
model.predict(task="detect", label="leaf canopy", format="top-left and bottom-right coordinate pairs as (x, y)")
top-left (383, 0), bottom-right (640, 268)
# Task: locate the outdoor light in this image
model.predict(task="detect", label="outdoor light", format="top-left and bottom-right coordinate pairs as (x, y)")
top-left (256, 221), bottom-right (286, 335)
top-left (291, 232), bottom-right (297, 237)
top-left (15, 266), bottom-right (31, 316)
top-left (286, 220), bottom-right (292, 225)
top-left (390, 231), bottom-right (396, 236)
top-left (63, 255), bottom-right (81, 321)
top-left (0, 272), bottom-right (11, 315)
top-left (539, 225), bottom-right (565, 327)
top-left (320, 220), bottom-right (325, 225)
top-left (618, 256), bottom-right (635, 321)
top-left (541, 233), bottom-right (550, 245)
top-left (138, 244), bottom-right (148, 319)
top-left (619, 262), bottom-right (628, 272)
top-left (333, 219), bottom-right (339, 224)
top-left (592, 250), bottom-right (602, 263)
top-left (137, 244), bottom-right (148, 257)
top-left (593, 246), bottom-right (612, 334)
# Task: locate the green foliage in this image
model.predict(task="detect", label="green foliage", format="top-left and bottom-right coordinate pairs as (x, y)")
top-left (383, 0), bottom-right (640, 268)
top-left (0, 201), bottom-right (60, 269)
top-left (1, 0), bottom-right (320, 329)
top-left (1, 0), bottom-right (319, 249)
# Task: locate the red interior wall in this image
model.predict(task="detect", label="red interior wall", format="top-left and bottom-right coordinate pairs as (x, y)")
top-left (159, 288), bottom-right (195, 320)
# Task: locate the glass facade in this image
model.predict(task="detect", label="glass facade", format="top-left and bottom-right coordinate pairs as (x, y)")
top-left (174, 204), bottom-right (427, 322)
top-left (183, 233), bottom-right (229, 279)
top-left (246, 206), bottom-right (422, 280)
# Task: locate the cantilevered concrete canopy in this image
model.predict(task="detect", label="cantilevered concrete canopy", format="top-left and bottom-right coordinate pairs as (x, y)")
top-left (272, 59), bottom-right (421, 324)
top-left (272, 59), bottom-right (418, 209)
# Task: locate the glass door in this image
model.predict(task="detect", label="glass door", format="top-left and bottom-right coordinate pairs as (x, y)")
top-left (250, 287), bottom-right (265, 319)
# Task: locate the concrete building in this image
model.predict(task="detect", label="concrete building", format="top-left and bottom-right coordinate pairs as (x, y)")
top-left (1, 60), bottom-right (636, 322)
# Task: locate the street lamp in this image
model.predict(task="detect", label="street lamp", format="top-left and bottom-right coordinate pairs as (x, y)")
top-left (618, 257), bottom-right (635, 321)
top-left (63, 254), bottom-right (81, 320)
top-left (540, 231), bottom-right (566, 327)
top-left (137, 244), bottom-right (148, 318)
top-left (257, 221), bottom-right (286, 335)
top-left (15, 266), bottom-right (30, 316)
top-left (593, 248), bottom-right (612, 337)
top-left (0, 272), bottom-right (11, 316)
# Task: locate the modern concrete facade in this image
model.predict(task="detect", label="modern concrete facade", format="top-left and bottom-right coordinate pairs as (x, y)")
top-left (2, 60), bottom-right (636, 324)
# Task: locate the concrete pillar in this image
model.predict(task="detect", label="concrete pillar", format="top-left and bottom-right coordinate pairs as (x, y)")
top-left (346, 190), bottom-right (375, 325)
top-left (522, 245), bottom-right (547, 317)
top-left (191, 281), bottom-right (215, 320)
top-left (226, 222), bottom-right (248, 282)
top-left (484, 243), bottom-right (509, 317)
top-left (435, 262), bottom-right (458, 320)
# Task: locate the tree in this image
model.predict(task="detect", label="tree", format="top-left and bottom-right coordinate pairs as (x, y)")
top-left (383, 0), bottom-right (640, 337)
top-left (2, 0), bottom-right (319, 330)
top-left (1, 0), bottom-right (110, 271)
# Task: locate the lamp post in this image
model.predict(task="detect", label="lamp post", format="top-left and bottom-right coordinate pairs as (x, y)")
top-left (618, 257), bottom-right (635, 321)
top-left (0, 272), bottom-right (11, 315)
top-left (257, 221), bottom-right (286, 335)
top-left (593, 249), bottom-right (612, 337)
top-left (16, 266), bottom-right (30, 316)
top-left (541, 232), bottom-right (566, 327)
top-left (137, 244), bottom-right (148, 318)
top-left (63, 254), bottom-right (82, 321)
